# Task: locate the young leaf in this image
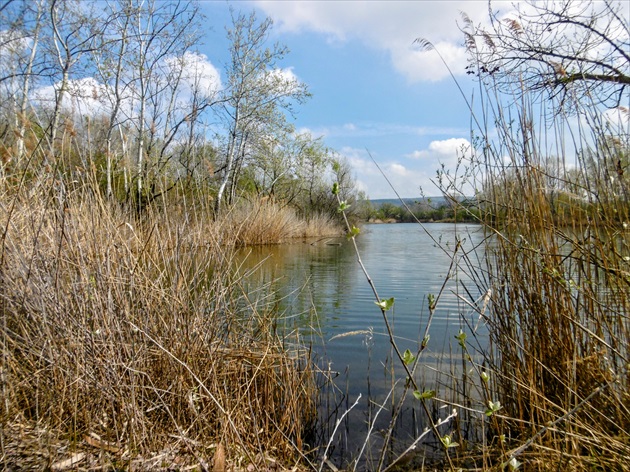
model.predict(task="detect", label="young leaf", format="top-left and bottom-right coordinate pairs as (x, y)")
top-left (332, 182), bottom-right (339, 195)
top-left (375, 297), bottom-right (395, 311)
top-left (413, 389), bottom-right (435, 400)
top-left (504, 457), bottom-right (522, 470)
top-left (440, 434), bottom-right (459, 448)
top-left (347, 225), bottom-right (360, 239)
top-left (485, 400), bottom-right (502, 416)
top-left (455, 329), bottom-right (467, 348)
top-left (337, 201), bottom-right (350, 212)
top-left (402, 349), bottom-right (415, 365)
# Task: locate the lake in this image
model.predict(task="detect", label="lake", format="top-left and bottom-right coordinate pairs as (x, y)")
top-left (235, 222), bottom-right (488, 467)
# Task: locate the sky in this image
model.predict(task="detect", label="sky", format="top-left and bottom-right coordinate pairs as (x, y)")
top-left (196, 1), bottom-right (496, 199)
top-left (8, 1), bottom-right (629, 199)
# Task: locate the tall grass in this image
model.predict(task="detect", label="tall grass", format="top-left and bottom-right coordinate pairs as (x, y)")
top-left (219, 198), bottom-right (341, 246)
top-left (0, 172), bottom-right (321, 469)
top-left (445, 76), bottom-right (630, 469)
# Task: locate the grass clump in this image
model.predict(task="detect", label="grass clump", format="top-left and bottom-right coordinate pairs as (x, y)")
top-left (219, 198), bottom-right (342, 246)
top-left (439, 41), bottom-right (630, 472)
top-left (0, 175), bottom-right (319, 470)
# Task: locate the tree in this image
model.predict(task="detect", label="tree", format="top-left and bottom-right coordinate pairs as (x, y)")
top-left (46, 0), bottom-right (101, 150)
top-left (463, 0), bottom-right (629, 110)
top-left (91, 0), bottom-right (133, 199)
top-left (0, 0), bottom-right (45, 167)
top-left (214, 10), bottom-right (309, 215)
top-left (89, 1), bottom-right (216, 205)
top-left (95, 0), bottom-right (205, 209)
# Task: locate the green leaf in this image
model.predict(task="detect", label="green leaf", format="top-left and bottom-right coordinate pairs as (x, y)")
top-left (485, 400), bottom-right (502, 416)
top-left (440, 434), bottom-right (459, 448)
top-left (337, 201), bottom-right (350, 212)
top-left (332, 182), bottom-right (339, 195)
top-left (375, 297), bottom-right (395, 311)
top-left (346, 225), bottom-right (360, 239)
top-left (455, 329), bottom-right (467, 348)
top-left (421, 334), bottom-right (430, 349)
top-left (427, 293), bottom-right (436, 311)
top-left (504, 457), bottom-right (522, 470)
top-left (402, 349), bottom-right (415, 365)
top-left (413, 389), bottom-right (435, 400)
top-left (481, 371), bottom-right (490, 383)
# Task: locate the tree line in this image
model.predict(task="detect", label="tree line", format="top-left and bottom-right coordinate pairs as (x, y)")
top-left (0, 0), bottom-right (358, 219)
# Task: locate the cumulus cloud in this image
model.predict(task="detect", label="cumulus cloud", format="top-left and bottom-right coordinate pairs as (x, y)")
top-left (299, 122), bottom-right (468, 140)
top-left (263, 66), bottom-right (305, 95)
top-left (253, 1), bottom-right (491, 82)
top-left (407, 137), bottom-right (471, 165)
top-left (337, 146), bottom-right (437, 198)
top-left (170, 51), bottom-right (222, 97)
top-left (333, 138), bottom-right (476, 198)
top-left (30, 51), bottom-right (222, 121)
top-left (31, 77), bottom-right (113, 117)
top-left (268, 66), bottom-right (299, 83)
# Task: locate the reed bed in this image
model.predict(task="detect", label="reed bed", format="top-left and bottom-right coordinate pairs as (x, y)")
top-left (442, 85), bottom-right (630, 469)
top-left (0, 174), bottom-right (319, 470)
top-left (219, 199), bottom-right (342, 246)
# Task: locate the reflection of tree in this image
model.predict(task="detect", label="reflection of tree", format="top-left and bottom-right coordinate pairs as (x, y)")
top-left (233, 240), bottom-right (360, 334)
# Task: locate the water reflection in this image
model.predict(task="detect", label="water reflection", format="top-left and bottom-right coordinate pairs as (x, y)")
top-left (234, 223), bottom-right (487, 467)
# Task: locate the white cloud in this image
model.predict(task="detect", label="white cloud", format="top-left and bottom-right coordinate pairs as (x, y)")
top-left (253, 1), bottom-right (491, 82)
top-left (175, 51), bottom-right (222, 97)
top-left (264, 66), bottom-right (305, 95)
top-left (334, 138), bottom-right (476, 198)
top-left (30, 51), bottom-right (222, 122)
top-left (389, 163), bottom-right (408, 176)
top-left (338, 146), bottom-right (437, 198)
top-left (269, 66), bottom-right (299, 83)
top-left (31, 77), bottom-right (112, 117)
top-left (299, 122), bottom-right (468, 140)
top-left (407, 137), bottom-right (471, 163)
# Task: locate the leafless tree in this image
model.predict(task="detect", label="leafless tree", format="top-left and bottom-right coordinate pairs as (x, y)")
top-left (462, 0), bottom-right (629, 111)
top-left (0, 0), bottom-right (45, 167)
top-left (47, 0), bottom-right (101, 149)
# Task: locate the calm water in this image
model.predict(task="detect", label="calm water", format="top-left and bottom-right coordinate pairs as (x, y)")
top-left (235, 223), bottom-right (487, 466)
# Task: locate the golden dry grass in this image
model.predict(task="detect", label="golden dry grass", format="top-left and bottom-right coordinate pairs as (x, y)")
top-left (0, 176), bottom-right (320, 470)
top-left (444, 96), bottom-right (630, 470)
top-left (219, 199), bottom-right (342, 246)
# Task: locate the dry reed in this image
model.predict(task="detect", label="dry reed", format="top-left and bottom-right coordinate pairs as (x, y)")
top-left (445, 86), bottom-right (630, 469)
top-left (219, 199), bottom-right (342, 246)
top-left (0, 175), bottom-right (319, 470)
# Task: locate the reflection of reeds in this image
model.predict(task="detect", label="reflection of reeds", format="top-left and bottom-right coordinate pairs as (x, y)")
top-left (0, 180), bottom-right (318, 469)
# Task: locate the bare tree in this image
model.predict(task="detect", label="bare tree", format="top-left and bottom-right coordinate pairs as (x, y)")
top-left (0, 0), bottom-right (46, 167)
top-left (91, 0), bottom-right (134, 199)
top-left (462, 0), bottom-right (629, 110)
top-left (110, 0), bottom-right (202, 209)
top-left (47, 0), bottom-right (101, 149)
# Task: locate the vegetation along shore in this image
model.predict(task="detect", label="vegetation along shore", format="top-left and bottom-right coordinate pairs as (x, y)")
top-left (1, 0), bottom-right (628, 471)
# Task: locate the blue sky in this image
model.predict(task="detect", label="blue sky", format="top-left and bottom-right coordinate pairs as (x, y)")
top-left (197, 1), bottom-right (493, 198)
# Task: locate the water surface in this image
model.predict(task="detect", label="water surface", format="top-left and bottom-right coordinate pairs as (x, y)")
top-left (236, 223), bottom-right (487, 466)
